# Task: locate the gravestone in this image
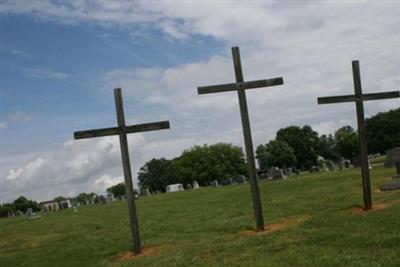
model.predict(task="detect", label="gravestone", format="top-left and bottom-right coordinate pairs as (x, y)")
top-left (236, 175), bottom-right (247, 184)
top-left (309, 166), bottom-right (320, 173)
top-left (271, 167), bottom-right (287, 180)
top-left (26, 208), bottom-right (33, 218)
top-left (283, 167), bottom-right (293, 176)
top-left (193, 181), bottom-right (200, 189)
top-left (384, 147), bottom-right (400, 178)
top-left (380, 181), bottom-right (400, 191)
top-left (106, 193), bottom-right (115, 202)
top-left (210, 180), bottom-right (219, 188)
top-left (326, 160), bottom-right (335, 172)
top-left (99, 195), bottom-right (107, 205)
top-left (221, 178), bottom-right (234, 186)
top-left (338, 159), bottom-right (345, 170)
top-left (344, 159), bottom-right (351, 168)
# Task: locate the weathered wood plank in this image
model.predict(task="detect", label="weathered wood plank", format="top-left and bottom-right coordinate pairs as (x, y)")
top-left (232, 46), bottom-right (265, 232)
top-left (114, 88), bottom-right (142, 254)
top-left (352, 60), bottom-right (372, 210)
top-left (73, 121), bottom-right (170, 140)
top-left (197, 78), bottom-right (283, 95)
top-left (125, 121), bottom-right (170, 133)
top-left (362, 91), bottom-right (399, 101)
top-left (317, 94), bottom-right (357, 104)
top-left (317, 91), bottom-right (399, 105)
top-left (74, 127), bottom-right (120, 139)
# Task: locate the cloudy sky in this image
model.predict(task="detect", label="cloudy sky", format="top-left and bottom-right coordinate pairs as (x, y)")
top-left (1, 1), bottom-right (399, 203)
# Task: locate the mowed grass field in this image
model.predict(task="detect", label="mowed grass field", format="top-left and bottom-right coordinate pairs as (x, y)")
top-left (1, 164), bottom-right (400, 267)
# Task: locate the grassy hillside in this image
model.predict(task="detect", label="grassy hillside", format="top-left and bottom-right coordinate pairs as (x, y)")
top-left (1, 164), bottom-right (399, 267)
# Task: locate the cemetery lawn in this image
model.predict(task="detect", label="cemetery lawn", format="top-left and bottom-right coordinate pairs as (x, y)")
top-left (1, 164), bottom-right (400, 267)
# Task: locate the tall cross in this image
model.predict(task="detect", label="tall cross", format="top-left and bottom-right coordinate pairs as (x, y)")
top-left (74, 88), bottom-right (170, 254)
top-left (318, 60), bottom-right (399, 210)
top-left (197, 46), bottom-right (284, 231)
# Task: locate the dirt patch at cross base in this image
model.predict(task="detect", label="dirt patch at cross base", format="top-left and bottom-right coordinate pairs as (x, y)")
top-left (349, 202), bottom-right (394, 214)
top-left (239, 215), bottom-right (311, 237)
top-left (113, 245), bottom-right (164, 262)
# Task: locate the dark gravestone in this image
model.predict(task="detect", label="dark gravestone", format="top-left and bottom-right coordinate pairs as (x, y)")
top-left (380, 181), bottom-right (400, 191)
top-left (284, 167), bottom-right (293, 176)
top-left (326, 160), bottom-right (335, 172)
top-left (221, 178), bottom-right (234, 186)
top-left (236, 175), bottom-right (247, 184)
top-left (384, 147), bottom-right (400, 167)
top-left (344, 160), bottom-right (351, 169)
top-left (384, 147), bottom-right (400, 178)
top-left (210, 180), bottom-right (219, 188)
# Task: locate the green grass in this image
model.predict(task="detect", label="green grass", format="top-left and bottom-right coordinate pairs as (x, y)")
top-left (1, 164), bottom-right (399, 267)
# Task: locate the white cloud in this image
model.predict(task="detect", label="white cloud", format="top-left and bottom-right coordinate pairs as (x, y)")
top-left (0, 122), bottom-right (7, 128)
top-left (23, 68), bottom-right (70, 80)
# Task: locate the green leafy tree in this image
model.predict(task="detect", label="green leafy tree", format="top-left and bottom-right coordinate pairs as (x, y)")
top-left (276, 126), bottom-right (319, 169)
top-left (53, 196), bottom-right (66, 202)
top-left (138, 158), bottom-right (175, 192)
top-left (13, 196), bottom-right (40, 213)
top-left (317, 134), bottom-right (340, 161)
top-left (334, 126), bottom-right (359, 161)
top-left (256, 140), bottom-right (297, 171)
top-left (0, 203), bottom-right (16, 218)
top-left (106, 183), bottom-right (126, 198)
top-left (173, 143), bottom-right (247, 186)
top-left (366, 108), bottom-right (400, 154)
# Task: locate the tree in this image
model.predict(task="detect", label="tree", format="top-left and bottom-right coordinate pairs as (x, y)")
top-left (256, 140), bottom-right (297, 171)
top-left (13, 196), bottom-right (40, 213)
top-left (53, 196), bottom-right (66, 202)
top-left (276, 126), bottom-right (319, 170)
top-left (138, 158), bottom-right (175, 192)
top-left (334, 126), bottom-right (359, 161)
top-left (0, 203), bottom-right (16, 218)
top-left (366, 108), bottom-right (400, 154)
top-left (317, 134), bottom-right (340, 161)
top-left (106, 183), bottom-right (126, 198)
top-left (173, 143), bottom-right (247, 186)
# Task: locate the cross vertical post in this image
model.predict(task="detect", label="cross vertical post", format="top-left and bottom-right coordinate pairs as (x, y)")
top-left (352, 61), bottom-right (372, 210)
top-left (317, 60), bottom-right (399, 210)
top-left (74, 88), bottom-right (170, 253)
top-left (197, 46), bottom-right (284, 231)
top-left (114, 89), bottom-right (141, 254)
top-left (232, 47), bottom-right (264, 231)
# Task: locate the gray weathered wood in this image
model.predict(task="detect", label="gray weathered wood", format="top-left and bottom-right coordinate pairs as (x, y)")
top-left (318, 91), bottom-right (399, 104)
top-left (317, 60), bottom-right (399, 210)
top-left (73, 88), bottom-right (170, 254)
top-left (74, 121), bottom-right (170, 139)
top-left (198, 78), bottom-right (283, 94)
top-left (352, 61), bottom-right (372, 211)
top-left (197, 46), bottom-right (284, 231)
top-left (114, 88), bottom-right (142, 254)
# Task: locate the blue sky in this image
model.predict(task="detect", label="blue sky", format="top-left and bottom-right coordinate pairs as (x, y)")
top-left (1, 1), bottom-right (399, 202)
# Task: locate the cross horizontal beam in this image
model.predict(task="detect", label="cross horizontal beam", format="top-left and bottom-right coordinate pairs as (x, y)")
top-left (318, 91), bottom-right (399, 105)
top-left (197, 77), bottom-right (283, 95)
top-left (74, 121), bottom-right (170, 140)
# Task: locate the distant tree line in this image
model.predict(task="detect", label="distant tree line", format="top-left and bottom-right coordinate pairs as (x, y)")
top-left (138, 143), bottom-right (247, 192)
top-left (256, 108), bottom-right (399, 171)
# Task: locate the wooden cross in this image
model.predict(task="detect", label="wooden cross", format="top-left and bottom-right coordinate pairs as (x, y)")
top-left (74, 88), bottom-right (170, 254)
top-left (197, 46), bottom-right (284, 231)
top-left (318, 60), bottom-right (399, 210)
